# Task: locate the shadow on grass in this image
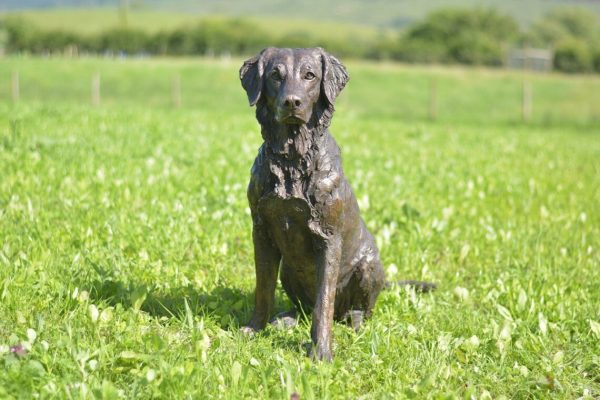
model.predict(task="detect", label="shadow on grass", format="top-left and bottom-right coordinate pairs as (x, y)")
top-left (83, 267), bottom-right (294, 332)
top-left (80, 259), bottom-right (310, 355)
top-left (86, 276), bottom-right (252, 326)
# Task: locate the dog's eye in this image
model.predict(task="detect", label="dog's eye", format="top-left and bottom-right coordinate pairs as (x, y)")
top-left (270, 70), bottom-right (283, 81)
top-left (304, 72), bottom-right (316, 80)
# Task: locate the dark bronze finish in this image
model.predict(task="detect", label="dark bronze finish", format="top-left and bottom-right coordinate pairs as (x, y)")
top-left (239, 47), bottom-right (430, 361)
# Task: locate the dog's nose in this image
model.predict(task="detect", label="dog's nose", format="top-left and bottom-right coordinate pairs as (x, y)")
top-left (283, 95), bottom-right (302, 109)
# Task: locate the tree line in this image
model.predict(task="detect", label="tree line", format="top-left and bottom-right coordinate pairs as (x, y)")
top-left (1, 7), bottom-right (599, 73)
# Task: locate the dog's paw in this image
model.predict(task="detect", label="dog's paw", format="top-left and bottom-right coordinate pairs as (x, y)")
top-left (239, 326), bottom-right (257, 336)
top-left (307, 343), bottom-right (333, 362)
top-left (269, 310), bottom-right (298, 330)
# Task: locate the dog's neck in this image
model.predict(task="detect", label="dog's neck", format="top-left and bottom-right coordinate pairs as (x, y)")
top-left (261, 122), bottom-right (322, 160)
top-left (255, 99), bottom-right (335, 199)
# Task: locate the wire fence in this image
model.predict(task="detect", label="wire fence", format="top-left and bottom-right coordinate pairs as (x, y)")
top-left (3, 59), bottom-right (600, 127)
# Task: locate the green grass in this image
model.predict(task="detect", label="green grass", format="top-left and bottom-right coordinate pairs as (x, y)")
top-left (2, 57), bottom-right (600, 125)
top-left (0, 57), bottom-right (599, 398)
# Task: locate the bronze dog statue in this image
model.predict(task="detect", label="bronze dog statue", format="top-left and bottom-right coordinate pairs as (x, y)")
top-left (239, 47), bottom-right (432, 361)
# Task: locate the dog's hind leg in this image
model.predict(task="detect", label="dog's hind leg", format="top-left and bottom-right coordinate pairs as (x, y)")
top-left (335, 255), bottom-right (386, 332)
top-left (341, 310), bottom-right (364, 332)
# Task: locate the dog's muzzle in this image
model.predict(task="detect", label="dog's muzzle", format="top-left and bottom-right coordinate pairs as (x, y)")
top-left (276, 94), bottom-right (309, 124)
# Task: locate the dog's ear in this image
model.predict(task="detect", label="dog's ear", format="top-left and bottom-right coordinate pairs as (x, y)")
top-left (320, 49), bottom-right (349, 106)
top-left (240, 48), bottom-right (273, 106)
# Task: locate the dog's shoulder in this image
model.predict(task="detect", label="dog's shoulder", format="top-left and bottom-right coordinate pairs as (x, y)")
top-left (247, 144), bottom-right (268, 208)
top-left (314, 130), bottom-right (342, 173)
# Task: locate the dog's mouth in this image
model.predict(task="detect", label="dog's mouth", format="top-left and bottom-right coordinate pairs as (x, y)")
top-left (280, 114), bottom-right (307, 125)
top-left (276, 107), bottom-right (309, 125)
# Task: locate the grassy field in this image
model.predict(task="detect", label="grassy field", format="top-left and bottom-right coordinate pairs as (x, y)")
top-left (0, 57), bottom-right (599, 398)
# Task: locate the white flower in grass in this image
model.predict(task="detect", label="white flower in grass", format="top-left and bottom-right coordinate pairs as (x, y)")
top-left (459, 244), bottom-right (470, 263)
top-left (96, 168), bottom-right (105, 181)
top-left (78, 290), bottom-right (89, 302)
top-left (381, 224), bottom-right (393, 243)
top-left (88, 359), bottom-right (98, 371)
top-left (442, 206), bottom-right (454, 220)
top-left (553, 351), bottom-right (564, 365)
top-left (173, 200), bottom-right (184, 212)
top-left (466, 180), bottom-right (475, 195)
top-left (499, 322), bottom-right (512, 341)
top-left (466, 335), bottom-right (480, 349)
top-left (88, 304), bottom-right (99, 323)
top-left (538, 312), bottom-right (548, 335)
top-left (42, 381), bottom-right (58, 394)
top-left (589, 320), bottom-right (600, 337)
top-left (100, 308), bottom-right (113, 323)
top-left (387, 263), bottom-right (398, 277)
top-left (357, 194), bottom-right (369, 211)
top-left (26, 328), bottom-right (37, 344)
top-left (453, 286), bottom-right (469, 301)
top-left (139, 249), bottom-right (149, 262)
top-left (146, 368), bottom-right (156, 382)
top-left (514, 363), bottom-right (529, 377)
top-left (219, 243), bottom-right (228, 255)
top-left (517, 289), bottom-right (528, 311)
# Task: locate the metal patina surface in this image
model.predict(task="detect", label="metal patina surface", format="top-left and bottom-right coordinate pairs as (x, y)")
top-left (240, 47), bottom-right (387, 361)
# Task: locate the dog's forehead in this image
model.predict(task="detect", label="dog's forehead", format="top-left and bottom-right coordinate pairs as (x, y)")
top-left (267, 48), bottom-right (321, 70)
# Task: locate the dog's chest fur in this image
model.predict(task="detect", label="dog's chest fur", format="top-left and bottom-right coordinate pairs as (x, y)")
top-left (250, 124), bottom-right (341, 243)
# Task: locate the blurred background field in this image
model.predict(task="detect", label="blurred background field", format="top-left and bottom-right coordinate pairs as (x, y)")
top-left (3, 0), bottom-right (600, 27)
top-left (2, 0), bottom-right (600, 73)
top-left (2, 57), bottom-right (600, 126)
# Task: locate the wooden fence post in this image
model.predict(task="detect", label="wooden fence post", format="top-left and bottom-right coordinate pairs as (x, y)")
top-left (91, 72), bottom-right (101, 106)
top-left (11, 71), bottom-right (20, 103)
top-left (522, 80), bottom-right (532, 122)
top-left (172, 74), bottom-right (182, 108)
top-left (429, 78), bottom-right (438, 121)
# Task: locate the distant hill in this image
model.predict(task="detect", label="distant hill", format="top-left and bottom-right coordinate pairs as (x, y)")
top-left (1, 0), bottom-right (115, 10)
top-left (0, 9), bottom-right (384, 40)
top-left (2, 0), bottom-right (600, 27)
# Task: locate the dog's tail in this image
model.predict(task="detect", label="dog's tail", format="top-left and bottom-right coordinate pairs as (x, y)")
top-left (386, 280), bottom-right (437, 293)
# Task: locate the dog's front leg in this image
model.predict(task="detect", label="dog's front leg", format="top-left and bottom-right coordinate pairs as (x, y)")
top-left (310, 234), bottom-right (341, 361)
top-left (243, 223), bottom-right (281, 333)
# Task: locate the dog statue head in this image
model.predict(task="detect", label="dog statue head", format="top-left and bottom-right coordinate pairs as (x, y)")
top-left (240, 47), bottom-right (349, 128)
